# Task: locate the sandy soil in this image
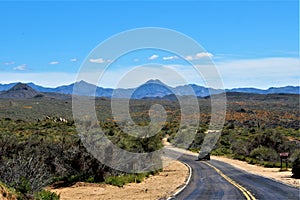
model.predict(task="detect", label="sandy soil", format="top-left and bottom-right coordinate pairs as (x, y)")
top-left (49, 160), bottom-right (189, 200)
top-left (0, 184), bottom-right (17, 200)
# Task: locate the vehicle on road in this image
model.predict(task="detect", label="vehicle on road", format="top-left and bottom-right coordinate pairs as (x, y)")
top-left (197, 151), bottom-right (210, 161)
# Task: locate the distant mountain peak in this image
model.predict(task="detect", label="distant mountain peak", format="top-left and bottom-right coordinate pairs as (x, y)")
top-left (74, 80), bottom-right (97, 88)
top-left (10, 83), bottom-right (35, 92)
top-left (144, 79), bottom-right (167, 85)
top-left (0, 81), bottom-right (299, 99)
top-left (0, 83), bottom-right (40, 99)
top-left (131, 79), bottom-right (172, 99)
top-left (77, 80), bottom-right (89, 84)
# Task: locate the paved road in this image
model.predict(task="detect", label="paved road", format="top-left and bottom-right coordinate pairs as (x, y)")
top-left (175, 154), bottom-right (300, 200)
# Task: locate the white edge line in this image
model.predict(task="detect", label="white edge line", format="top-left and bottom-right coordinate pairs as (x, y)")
top-left (167, 161), bottom-right (193, 200)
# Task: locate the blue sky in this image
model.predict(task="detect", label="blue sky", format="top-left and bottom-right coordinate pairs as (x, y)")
top-left (0, 1), bottom-right (299, 89)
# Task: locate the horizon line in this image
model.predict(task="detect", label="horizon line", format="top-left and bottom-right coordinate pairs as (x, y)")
top-left (0, 80), bottom-right (299, 91)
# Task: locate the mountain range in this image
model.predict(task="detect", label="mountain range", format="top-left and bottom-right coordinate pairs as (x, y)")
top-left (0, 80), bottom-right (299, 99)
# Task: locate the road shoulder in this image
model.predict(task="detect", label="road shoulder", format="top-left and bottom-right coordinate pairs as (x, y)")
top-left (163, 138), bottom-right (299, 188)
top-left (50, 160), bottom-right (189, 200)
top-left (212, 156), bottom-right (300, 188)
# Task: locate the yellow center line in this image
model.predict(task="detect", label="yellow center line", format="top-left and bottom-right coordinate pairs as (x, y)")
top-left (203, 162), bottom-right (256, 200)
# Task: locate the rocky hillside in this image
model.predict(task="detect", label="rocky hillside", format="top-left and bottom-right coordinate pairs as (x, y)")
top-left (0, 83), bottom-right (40, 99)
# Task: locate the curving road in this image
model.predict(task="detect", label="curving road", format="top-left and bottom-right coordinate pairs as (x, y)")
top-left (174, 154), bottom-right (300, 200)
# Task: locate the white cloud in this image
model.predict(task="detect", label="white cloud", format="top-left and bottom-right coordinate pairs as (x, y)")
top-left (98, 57), bottom-right (299, 89)
top-left (133, 58), bottom-right (139, 62)
top-left (185, 52), bottom-right (213, 61)
top-left (196, 52), bottom-right (213, 58)
top-left (3, 61), bottom-right (15, 65)
top-left (0, 72), bottom-right (77, 87)
top-left (98, 65), bottom-right (195, 88)
top-left (148, 54), bottom-right (159, 60)
top-left (185, 55), bottom-right (193, 61)
top-left (214, 57), bottom-right (300, 89)
top-left (13, 64), bottom-right (27, 71)
top-left (1, 57), bottom-right (298, 89)
top-left (89, 58), bottom-right (106, 64)
top-left (49, 61), bottom-right (59, 65)
top-left (162, 56), bottom-right (179, 60)
top-left (70, 58), bottom-right (77, 62)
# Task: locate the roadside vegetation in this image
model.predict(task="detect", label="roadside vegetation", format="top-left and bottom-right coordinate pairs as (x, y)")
top-left (0, 117), bottom-right (164, 199)
top-left (0, 93), bottom-right (299, 198)
top-left (185, 94), bottom-right (300, 177)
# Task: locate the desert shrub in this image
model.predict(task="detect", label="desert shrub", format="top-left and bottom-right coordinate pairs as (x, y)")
top-left (262, 162), bottom-right (282, 168)
top-left (248, 130), bottom-right (289, 153)
top-left (289, 148), bottom-right (300, 162)
top-left (105, 174), bottom-right (140, 187)
top-left (0, 133), bottom-right (19, 159)
top-left (0, 119), bottom-right (109, 197)
top-left (0, 153), bottom-right (52, 194)
top-left (292, 158), bottom-right (300, 178)
top-left (250, 146), bottom-right (279, 162)
top-left (104, 171), bottom-right (158, 187)
top-left (188, 131), bottom-right (205, 150)
top-left (291, 150), bottom-right (300, 178)
top-left (105, 175), bottom-right (133, 187)
top-left (34, 190), bottom-right (60, 200)
top-left (231, 140), bottom-right (250, 156)
top-left (0, 117), bottom-right (165, 197)
top-left (233, 154), bottom-right (246, 161)
top-left (211, 148), bottom-right (232, 156)
top-left (242, 157), bottom-right (259, 165)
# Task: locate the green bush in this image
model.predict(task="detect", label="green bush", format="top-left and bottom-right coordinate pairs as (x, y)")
top-left (105, 175), bottom-right (134, 187)
top-left (233, 154), bottom-right (246, 161)
top-left (34, 189), bottom-right (60, 200)
top-left (262, 161), bottom-right (282, 168)
top-left (211, 148), bottom-right (232, 156)
top-left (14, 176), bottom-right (31, 194)
top-left (104, 171), bottom-right (159, 187)
top-left (250, 146), bottom-right (279, 162)
top-left (188, 131), bottom-right (205, 150)
top-left (249, 130), bottom-right (289, 154)
top-left (104, 174), bottom-right (145, 187)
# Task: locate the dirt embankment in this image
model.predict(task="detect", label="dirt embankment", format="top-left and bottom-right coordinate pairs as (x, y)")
top-left (50, 160), bottom-right (189, 200)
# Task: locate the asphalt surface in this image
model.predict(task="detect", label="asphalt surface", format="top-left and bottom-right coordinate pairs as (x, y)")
top-left (175, 154), bottom-right (300, 200)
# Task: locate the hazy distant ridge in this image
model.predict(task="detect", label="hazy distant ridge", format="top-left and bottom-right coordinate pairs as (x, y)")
top-left (0, 80), bottom-right (299, 99)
